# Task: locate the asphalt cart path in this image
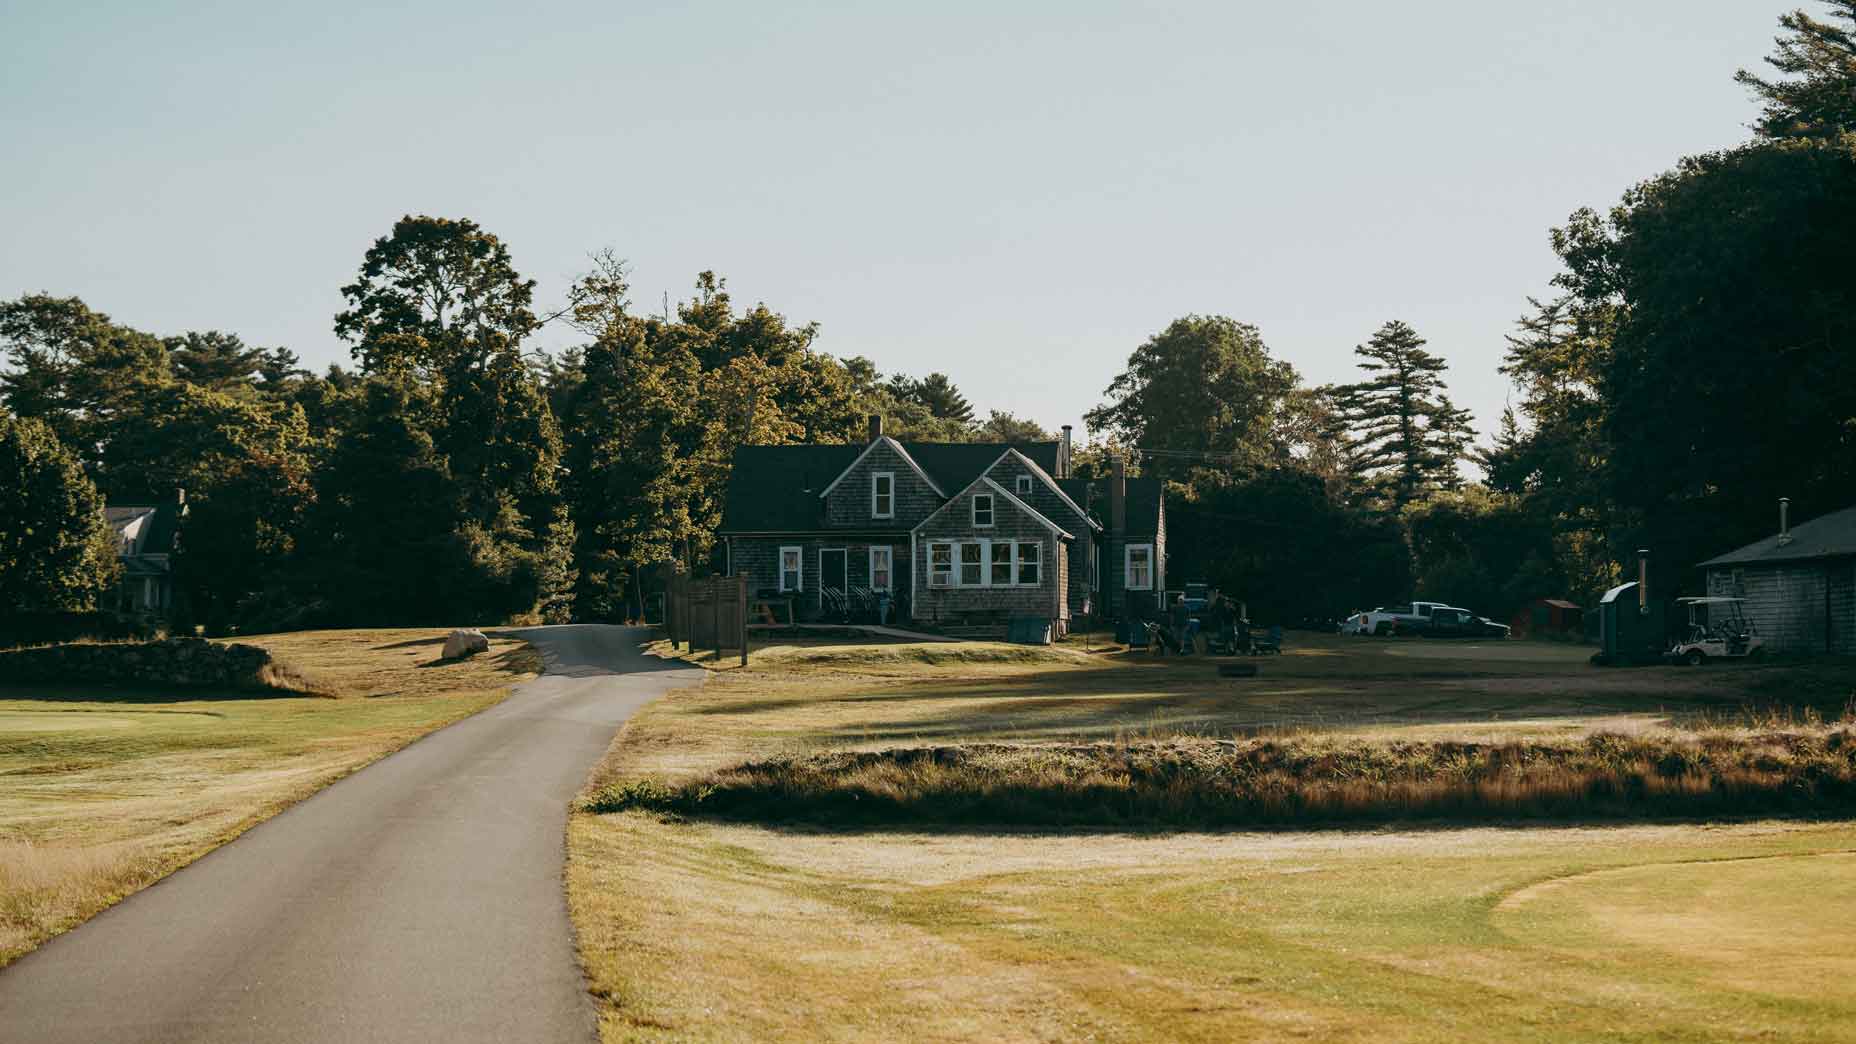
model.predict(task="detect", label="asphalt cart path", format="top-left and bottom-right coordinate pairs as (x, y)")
top-left (0, 625), bottom-right (701, 1044)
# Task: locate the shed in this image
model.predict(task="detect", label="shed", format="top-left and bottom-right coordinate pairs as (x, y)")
top-left (1509, 598), bottom-right (1583, 639)
top-left (1696, 500), bottom-right (1856, 655)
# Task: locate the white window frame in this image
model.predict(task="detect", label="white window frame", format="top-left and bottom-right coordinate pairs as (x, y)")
top-left (1125, 543), bottom-right (1154, 591)
top-left (929, 542), bottom-right (954, 588)
top-left (1016, 541), bottom-right (1041, 586)
top-left (869, 545), bottom-right (893, 592)
top-left (1015, 474), bottom-right (1034, 496)
top-left (779, 545), bottom-right (803, 592)
top-left (989, 540), bottom-right (1014, 587)
top-left (871, 471), bottom-right (894, 520)
top-left (971, 493), bottom-right (994, 528)
top-left (958, 542), bottom-right (985, 586)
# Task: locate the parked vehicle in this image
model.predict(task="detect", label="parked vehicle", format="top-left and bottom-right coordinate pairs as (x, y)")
top-left (1358, 601), bottom-right (1454, 636)
top-left (1339, 612), bottom-right (1372, 636)
top-left (1665, 597), bottom-right (1765, 665)
top-left (1417, 606), bottom-right (1511, 639)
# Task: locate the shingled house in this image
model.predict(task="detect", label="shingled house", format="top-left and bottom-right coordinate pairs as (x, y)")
top-left (105, 489), bottom-right (186, 620)
top-left (1699, 498), bottom-right (1856, 654)
top-left (716, 418), bottom-right (1165, 637)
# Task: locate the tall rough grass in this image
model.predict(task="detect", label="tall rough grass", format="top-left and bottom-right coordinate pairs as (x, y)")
top-left (584, 729), bottom-right (1856, 828)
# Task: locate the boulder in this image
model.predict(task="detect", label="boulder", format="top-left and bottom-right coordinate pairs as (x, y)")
top-left (443, 628), bottom-right (491, 660)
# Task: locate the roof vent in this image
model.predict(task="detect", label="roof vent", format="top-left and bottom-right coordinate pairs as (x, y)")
top-left (1778, 497), bottom-right (1793, 546)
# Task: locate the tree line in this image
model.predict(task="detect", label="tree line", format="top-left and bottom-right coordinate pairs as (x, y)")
top-left (3, 3), bottom-right (1853, 633)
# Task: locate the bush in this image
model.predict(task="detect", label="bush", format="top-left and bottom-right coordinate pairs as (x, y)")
top-left (0, 611), bottom-right (155, 650)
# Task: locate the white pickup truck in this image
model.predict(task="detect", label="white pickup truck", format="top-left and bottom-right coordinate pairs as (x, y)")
top-left (1355, 602), bottom-right (1454, 636)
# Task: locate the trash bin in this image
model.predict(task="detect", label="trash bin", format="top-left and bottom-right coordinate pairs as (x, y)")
top-left (876, 593), bottom-right (892, 626)
top-left (1008, 616), bottom-right (1053, 645)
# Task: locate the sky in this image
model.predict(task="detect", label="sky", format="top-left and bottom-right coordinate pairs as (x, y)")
top-left (1, 1), bottom-right (1784, 447)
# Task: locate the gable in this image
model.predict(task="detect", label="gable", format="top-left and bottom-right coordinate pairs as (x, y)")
top-left (981, 449), bottom-right (1097, 532)
top-left (820, 438), bottom-right (944, 528)
top-left (914, 477), bottom-right (1073, 540)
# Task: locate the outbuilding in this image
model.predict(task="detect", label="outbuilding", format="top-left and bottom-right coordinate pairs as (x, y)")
top-left (1697, 500), bottom-right (1856, 655)
top-left (1509, 598), bottom-right (1583, 639)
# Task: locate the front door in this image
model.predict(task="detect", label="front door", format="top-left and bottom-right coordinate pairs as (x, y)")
top-left (820, 548), bottom-right (847, 610)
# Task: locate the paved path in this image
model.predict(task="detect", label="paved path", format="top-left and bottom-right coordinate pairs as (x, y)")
top-left (0, 625), bottom-right (701, 1044)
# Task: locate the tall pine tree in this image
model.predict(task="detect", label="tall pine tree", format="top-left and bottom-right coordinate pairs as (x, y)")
top-left (1735, 2), bottom-right (1856, 140)
top-left (1330, 320), bottom-right (1473, 507)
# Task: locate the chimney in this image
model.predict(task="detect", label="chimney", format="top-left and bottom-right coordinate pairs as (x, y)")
top-left (1637, 549), bottom-right (1650, 614)
top-left (1778, 497), bottom-right (1792, 545)
top-left (1059, 425), bottom-right (1073, 479)
top-left (1110, 455), bottom-right (1127, 535)
top-left (867, 415), bottom-right (883, 443)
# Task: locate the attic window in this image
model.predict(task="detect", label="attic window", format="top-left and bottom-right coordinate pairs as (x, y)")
top-left (1015, 475), bottom-right (1033, 496)
top-left (972, 493), bottom-right (994, 527)
top-left (871, 472), bottom-right (894, 519)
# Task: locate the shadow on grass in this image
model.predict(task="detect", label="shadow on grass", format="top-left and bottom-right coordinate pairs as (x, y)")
top-left (0, 681), bottom-right (310, 705)
top-left (372, 636), bottom-right (449, 650)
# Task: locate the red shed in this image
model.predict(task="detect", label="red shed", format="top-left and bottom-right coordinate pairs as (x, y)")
top-left (1511, 598), bottom-right (1583, 638)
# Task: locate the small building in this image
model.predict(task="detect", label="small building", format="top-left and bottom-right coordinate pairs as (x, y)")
top-left (1509, 598), bottom-right (1583, 639)
top-left (1697, 500), bottom-right (1856, 655)
top-left (715, 418), bottom-right (1166, 638)
top-left (105, 491), bottom-right (186, 620)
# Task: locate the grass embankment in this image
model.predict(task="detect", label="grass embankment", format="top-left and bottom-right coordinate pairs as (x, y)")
top-left (570, 636), bottom-right (1856, 1040)
top-left (0, 629), bottom-right (539, 965)
top-left (586, 727), bottom-right (1856, 828)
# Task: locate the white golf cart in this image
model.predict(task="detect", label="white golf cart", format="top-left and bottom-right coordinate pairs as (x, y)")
top-left (1666, 597), bottom-right (1766, 666)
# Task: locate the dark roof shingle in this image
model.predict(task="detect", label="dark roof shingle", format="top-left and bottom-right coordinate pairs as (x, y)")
top-left (1699, 504), bottom-right (1856, 567)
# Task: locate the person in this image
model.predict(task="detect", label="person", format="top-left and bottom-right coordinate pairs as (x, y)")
top-left (1235, 613), bottom-right (1252, 656)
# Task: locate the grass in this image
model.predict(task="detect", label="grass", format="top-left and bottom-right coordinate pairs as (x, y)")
top-left (569, 633), bottom-right (1856, 1040)
top-left (0, 628), bottom-right (540, 966)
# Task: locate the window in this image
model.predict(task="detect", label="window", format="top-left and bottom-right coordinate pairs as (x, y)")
top-left (971, 493), bottom-right (994, 527)
top-left (959, 543), bottom-right (984, 586)
top-left (929, 543), bottom-right (953, 588)
top-left (779, 546), bottom-right (803, 592)
top-left (1016, 541), bottom-right (1041, 585)
top-left (1125, 543), bottom-right (1153, 591)
top-left (990, 541), bottom-right (1014, 586)
top-left (869, 546), bottom-right (893, 591)
top-left (1015, 475), bottom-right (1034, 496)
top-left (871, 472), bottom-right (894, 519)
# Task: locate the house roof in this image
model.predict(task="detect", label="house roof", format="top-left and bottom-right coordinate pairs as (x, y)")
top-left (816, 436), bottom-right (946, 499)
top-left (1698, 504), bottom-right (1856, 568)
top-left (992, 448), bottom-right (1099, 532)
top-left (717, 440), bottom-right (1061, 533)
top-left (106, 501), bottom-right (181, 557)
top-left (911, 476), bottom-right (1074, 540)
top-left (1056, 477), bottom-right (1166, 538)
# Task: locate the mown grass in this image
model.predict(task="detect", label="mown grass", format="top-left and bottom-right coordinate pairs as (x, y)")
top-left (0, 628), bottom-right (539, 965)
top-left (570, 634), bottom-right (1856, 1041)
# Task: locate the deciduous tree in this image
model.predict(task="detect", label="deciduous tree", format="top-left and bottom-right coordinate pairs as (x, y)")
top-left (0, 412), bottom-right (120, 612)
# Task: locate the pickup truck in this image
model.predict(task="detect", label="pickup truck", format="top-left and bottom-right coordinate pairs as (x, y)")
top-left (1356, 602), bottom-right (1454, 636)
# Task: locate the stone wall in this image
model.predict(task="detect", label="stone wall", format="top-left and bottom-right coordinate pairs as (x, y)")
top-left (0, 638), bottom-right (280, 690)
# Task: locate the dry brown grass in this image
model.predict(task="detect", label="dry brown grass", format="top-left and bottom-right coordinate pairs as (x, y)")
top-left (0, 628), bottom-right (540, 965)
top-left (570, 634), bottom-right (1856, 1040)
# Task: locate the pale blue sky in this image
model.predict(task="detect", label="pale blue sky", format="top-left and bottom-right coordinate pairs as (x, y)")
top-left (1, 1), bottom-right (1780, 445)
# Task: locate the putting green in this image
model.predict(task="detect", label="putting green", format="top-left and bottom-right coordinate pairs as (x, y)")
top-left (1495, 849), bottom-right (1856, 1000)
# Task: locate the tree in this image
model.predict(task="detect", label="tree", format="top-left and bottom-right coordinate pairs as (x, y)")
top-left (0, 412), bottom-right (120, 612)
top-left (333, 215), bottom-right (538, 376)
top-left (0, 294), bottom-right (169, 461)
top-left (1086, 316), bottom-right (1299, 485)
top-left (1328, 320), bottom-right (1473, 507)
top-left (974, 410), bottom-right (1050, 443)
top-left (1549, 137), bottom-right (1856, 576)
top-left (1736, 2), bottom-right (1856, 139)
top-left (889, 372), bottom-right (974, 424)
top-left (329, 216), bottom-right (574, 622)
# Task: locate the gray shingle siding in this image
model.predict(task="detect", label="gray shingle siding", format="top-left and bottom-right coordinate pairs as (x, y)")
top-left (822, 440), bottom-right (942, 530)
top-left (912, 484), bottom-right (1066, 626)
top-left (1706, 559), bottom-right (1856, 654)
top-left (729, 534), bottom-right (911, 611)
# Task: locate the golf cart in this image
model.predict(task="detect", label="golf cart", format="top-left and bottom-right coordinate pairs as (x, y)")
top-left (1666, 597), bottom-right (1765, 665)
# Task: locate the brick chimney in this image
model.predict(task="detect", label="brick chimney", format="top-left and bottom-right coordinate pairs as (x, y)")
top-left (867, 415), bottom-right (883, 443)
top-left (1110, 455), bottom-right (1126, 535)
top-left (1059, 425), bottom-right (1072, 479)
